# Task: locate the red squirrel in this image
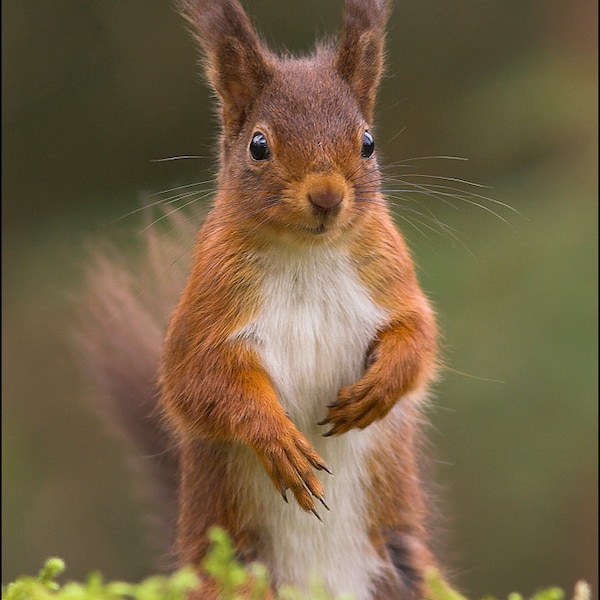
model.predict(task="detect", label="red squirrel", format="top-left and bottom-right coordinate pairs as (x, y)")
top-left (81, 0), bottom-right (441, 598)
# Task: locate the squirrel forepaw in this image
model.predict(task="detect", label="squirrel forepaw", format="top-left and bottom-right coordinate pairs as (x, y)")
top-left (319, 380), bottom-right (394, 437)
top-left (255, 428), bottom-right (332, 518)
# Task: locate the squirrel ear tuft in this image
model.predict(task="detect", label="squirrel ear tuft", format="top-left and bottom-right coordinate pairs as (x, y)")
top-left (336, 0), bottom-right (391, 123)
top-left (178, 0), bottom-right (273, 136)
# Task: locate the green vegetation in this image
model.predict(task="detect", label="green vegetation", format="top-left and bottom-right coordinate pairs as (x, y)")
top-left (2, 529), bottom-right (591, 600)
top-left (1, 557), bottom-right (199, 600)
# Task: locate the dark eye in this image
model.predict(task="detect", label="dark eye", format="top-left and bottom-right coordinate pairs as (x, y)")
top-left (361, 131), bottom-right (375, 159)
top-left (249, 132), bottom-right (270, 161)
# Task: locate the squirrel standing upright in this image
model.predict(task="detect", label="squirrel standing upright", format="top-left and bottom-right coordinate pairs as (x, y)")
top-left (81, 1), bottom-right (441, 598)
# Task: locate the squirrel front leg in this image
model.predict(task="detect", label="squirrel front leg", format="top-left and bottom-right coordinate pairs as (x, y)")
top-left (320, 311), bottom-right (436, 437)
top-left (161, 338), bottom-right (330, 515)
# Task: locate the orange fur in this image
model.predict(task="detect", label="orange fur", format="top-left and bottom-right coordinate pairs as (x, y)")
top-left (128, 0), bottom-right (441, 597)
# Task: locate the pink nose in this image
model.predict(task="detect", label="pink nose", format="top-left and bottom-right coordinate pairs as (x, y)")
top-left (308, 189), bottom-right (343, 213)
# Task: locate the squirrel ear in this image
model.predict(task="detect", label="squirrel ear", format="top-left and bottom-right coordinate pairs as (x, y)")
top-left (178, 0), bottom-right (273, 136)
top-left (336, 0), bottom-right (391, 123)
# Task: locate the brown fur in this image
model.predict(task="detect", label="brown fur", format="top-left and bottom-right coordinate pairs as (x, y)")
top-left (80, 1), bottom-right (443, 598)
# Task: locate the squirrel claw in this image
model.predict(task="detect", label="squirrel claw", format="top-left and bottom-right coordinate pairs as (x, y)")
top-left (315, 462), bottom-right (334, 476)
top-left (319, 496), bottom-right (330, 511)
top-left (310, 508), bottom-right (323, 522)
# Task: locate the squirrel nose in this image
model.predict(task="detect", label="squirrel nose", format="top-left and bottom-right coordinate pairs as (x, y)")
top-left (308, 189), bottom-right (343, 213)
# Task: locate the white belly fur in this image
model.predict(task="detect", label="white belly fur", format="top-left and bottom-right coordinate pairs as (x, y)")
top-left (235, 245), bottom-right (390, 599)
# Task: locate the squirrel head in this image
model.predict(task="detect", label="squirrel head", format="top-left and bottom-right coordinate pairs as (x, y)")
top-left (179, 0), bottom-right (392, 245)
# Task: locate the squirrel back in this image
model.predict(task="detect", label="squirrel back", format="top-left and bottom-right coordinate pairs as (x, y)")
top-left (79, 1), bottom-right (442, 598)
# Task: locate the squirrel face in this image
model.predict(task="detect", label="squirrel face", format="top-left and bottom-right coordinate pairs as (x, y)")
top-left (213, 55), bottom-right (383, 246)
top-left (176, 0), bottom-right (391, 248)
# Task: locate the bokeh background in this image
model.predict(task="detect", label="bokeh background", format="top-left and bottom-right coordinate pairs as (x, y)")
top-left (2, 0), bottom-right (597, 596)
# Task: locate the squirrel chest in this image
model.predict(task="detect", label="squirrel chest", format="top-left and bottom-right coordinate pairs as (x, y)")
top-left (235, 244), bottom-right (388, 427)
top-left (233, 244), bottom-right (391, 597)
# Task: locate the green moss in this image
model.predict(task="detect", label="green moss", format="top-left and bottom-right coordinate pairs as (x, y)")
top-left (2, 529), bottom-right (591, 600)
top-left (1, 559), bottom-right (199, 600)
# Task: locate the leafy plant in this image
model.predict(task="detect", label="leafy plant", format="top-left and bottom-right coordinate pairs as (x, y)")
top-left (2, 529), bottom-right (591, 600)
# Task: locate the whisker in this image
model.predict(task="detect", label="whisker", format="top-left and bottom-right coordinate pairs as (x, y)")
top-left (385, 155), bottom-right (469, 165)
top-left (142, 194), bottom-right (212, 232)
top-left (393, 172), bottom-right (493, 191)
top-left (395, 184), bottom-right (508, 223)
top-left (394, 212), bottom-right (432, 240)
top-left (401, 182), bottom-right (518, 214)
top-left (381, 126), bottom-right (407, 147)
top-left (151, 155), bottom-right (207, 162)
top-left (389, 203), bottom-right (475, 255)
top-left (382, 166), bottom-right (518, 224)
top-left (391, 203), bottom-right (462, 242)
top-left (148, 180), bottom-right (215, 198)
top-left (109, 181), bottom-right (216, 225)
top-left (154, 188), bottom-right (214, 208)
top-left (385, 184), bottom-right (459, 213)
top-left (385, 173), bottom-right (491, 192)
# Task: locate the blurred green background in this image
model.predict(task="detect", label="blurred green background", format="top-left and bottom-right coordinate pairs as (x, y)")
top-left (2, 0), bottom-right (597, 596)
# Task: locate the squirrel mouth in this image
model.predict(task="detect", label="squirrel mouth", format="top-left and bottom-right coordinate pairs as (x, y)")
top-left (287, 209), bottom-right (347, 239)
top-left (302, 222), bottom-right (332, 236)
top-left (312, 224), bottom-right (329, 235)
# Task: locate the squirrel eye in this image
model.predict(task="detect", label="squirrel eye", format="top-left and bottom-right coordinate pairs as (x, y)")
top-left (249, 132), bottom-right (270, 161)
top-left (361, 131), bottom-right (375, 159)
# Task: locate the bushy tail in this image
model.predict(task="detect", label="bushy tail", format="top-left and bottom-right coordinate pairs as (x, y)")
top-left (73, 210), bottom-right (198, 568)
